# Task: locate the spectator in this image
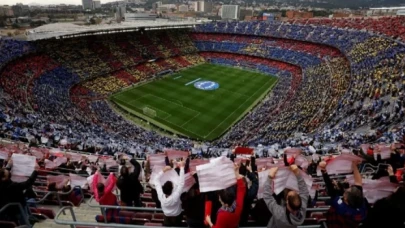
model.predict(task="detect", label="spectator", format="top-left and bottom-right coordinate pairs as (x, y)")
top-left (154, 162), bottom-right (185, 226)
top-left (116, 159), bottom-right (143, 207)
top-left (361, 186), bottom-right (405, 228)
top-left (319, 161), bottom-right (368, 228)
top-left (239, 163), bottom-right (259, 226)
top-left (0, 160), bottom-right (39, 226)
top-left (263, 165), bottom-right (309, 228)
top-left (181, 173), bottom-right (205, 227)
top-left (93, 172), bottom-right (118, 223)
top-left (205, 164), bottom-right (246, 228)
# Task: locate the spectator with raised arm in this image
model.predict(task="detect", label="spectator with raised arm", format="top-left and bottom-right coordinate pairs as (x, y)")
top-left (205, 164), bottom-right (246, 228)
top-left (239, 164), bottom-right (259, 226)
top-left (0, 159), bottom-right (39, 226)
top-left (154, 161), bottom-right (185, 226)
top-left (319, 161), bottom-right (368, 228)
top-left (263, 165), bottom-right (309, 228)
top-left (116, 159), bottom-right (143, 207)
top-left (93, 171), bottom-right (119, 223)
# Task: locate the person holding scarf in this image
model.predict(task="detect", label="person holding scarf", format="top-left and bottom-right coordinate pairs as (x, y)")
top-left (205, 164), bottom-right (246, 228)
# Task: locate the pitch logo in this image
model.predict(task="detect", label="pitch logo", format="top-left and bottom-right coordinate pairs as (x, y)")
top-left (194, 81), bottom-right (219, 91)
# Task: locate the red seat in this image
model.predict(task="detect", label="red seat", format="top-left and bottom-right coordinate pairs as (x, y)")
top-left (135, 212), bottom-right (153, 220)
top-left (132, 218), bottom-right (150, 225)
top-left (152, 213), bottom-right (164, 223)
top-left (311, 212), bottom-right (325, 220)
top-left (142, 193), bottom-right (152, 197)
top-left (315, 201), bottom-right (326, 207)
top-left (119, 211), bottom-right (136, 218)
top-left (141, 197), bottom-right (153, 202)
top-left (145, 202), bottom-right (156, 208)
top-left (36, 208), bottom-right (55, 219)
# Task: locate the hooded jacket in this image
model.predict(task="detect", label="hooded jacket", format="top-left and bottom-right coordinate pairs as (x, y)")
top-left (263, 174), bottom-right (309, 228)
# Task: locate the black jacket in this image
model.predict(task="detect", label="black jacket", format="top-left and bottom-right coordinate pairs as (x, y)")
top-left (361, 196), bottom-right (405, 228)
top-left (0, 170), bottom-right (38, 213)
top-left (116, 159), bottom-right (143, 202)
top-left (239, 171), bottom-right (259, 226)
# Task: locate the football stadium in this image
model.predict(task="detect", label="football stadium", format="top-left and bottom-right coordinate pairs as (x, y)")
top-left (0, 17), bottom-right (404, 228)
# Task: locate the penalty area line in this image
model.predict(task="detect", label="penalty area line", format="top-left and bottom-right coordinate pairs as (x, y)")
top-left (185, 78), bottom-right (201, 86)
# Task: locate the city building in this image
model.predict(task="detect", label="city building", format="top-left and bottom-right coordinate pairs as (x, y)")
top-left (152, 1), bottom-right (162, 12)
top-left (285, 10), bottom-right (313, 19)
top-left (124, 13), bottom-right (158, 21)
top-left (179, 5), bottom-right (189, 12)
top-left (221, 5), bottom-right (239, 20)
top-left (93, 0), bottom-right (101, 9)
top-left (239, 9), bottom-right (253, 20)
top-left (82, 0), bottom-right (93, 10)
top-left (194, 1), bottom-right (212, 13)
top-left (12, 4), bottom-right (29, 17)
top-left (116, 5), bottom-right (126, 22)
top-left (0, 6), bottom-right (14, 17)
top-left (368, 6), bottom-right (405, 16)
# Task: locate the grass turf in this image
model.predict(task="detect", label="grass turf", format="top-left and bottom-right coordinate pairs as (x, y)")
top-left (110, 63), bottom-right (278, 141)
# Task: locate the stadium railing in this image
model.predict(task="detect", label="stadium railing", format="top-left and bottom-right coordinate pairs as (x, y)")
top-left (0, 203), bottom-right (30, 227)
top-left (55, 205), bottom-right (325, 228)
top-left (34, 186), bottom-right (85, 213)
top-left (86, 195), bottom-right (330, 223)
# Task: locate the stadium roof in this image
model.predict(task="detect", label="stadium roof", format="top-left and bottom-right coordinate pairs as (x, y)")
top-left (26, 20), bottom-right (204, 41)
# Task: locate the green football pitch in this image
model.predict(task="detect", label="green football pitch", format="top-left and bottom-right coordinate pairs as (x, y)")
top-left (110, 63), bottom-right (278, 141)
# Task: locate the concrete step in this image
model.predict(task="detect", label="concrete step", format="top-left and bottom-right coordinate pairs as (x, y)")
top-left (34, 219), bottom-right (68, 228)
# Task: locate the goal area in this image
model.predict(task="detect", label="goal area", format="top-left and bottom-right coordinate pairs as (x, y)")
top-left (143, 107), bottom-right (157, 117)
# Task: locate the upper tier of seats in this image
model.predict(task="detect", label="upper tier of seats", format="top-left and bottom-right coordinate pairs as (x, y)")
top-left (287, 16), bottom-right (405, 42)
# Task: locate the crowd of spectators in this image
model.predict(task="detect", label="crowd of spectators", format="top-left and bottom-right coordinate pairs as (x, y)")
top-left (1, 141), bottom-right (404, 227)
top-left (195, 21), bottom-right (405, 147)
top-left (0, 55), bottom-right (58, 107)
top-left (288, 16), bottom-right (405, 42)
top-left (36, 29), bottom-right (198, 80)
top-left (0, 39), bottom-right (35, 69)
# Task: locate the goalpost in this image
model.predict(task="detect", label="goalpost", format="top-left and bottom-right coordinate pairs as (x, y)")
top-left (143, 107), bottom-right (157, 118)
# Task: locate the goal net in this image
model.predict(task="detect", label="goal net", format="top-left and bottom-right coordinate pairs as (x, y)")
top-left (143, 107), bottom-right (157, 118)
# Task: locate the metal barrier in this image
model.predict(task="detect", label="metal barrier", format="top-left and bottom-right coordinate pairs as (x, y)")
top-left (55, 206), bottom-right (323, 228)
top-left (87, 195), bottom-right (162, 223)
top-left (33, 186), bottom-right (85, 215)
top-left (87, 195), bottom-right (329, 223)
top-left (0, 203), bottom-right (31, 227)
top-left (30, 192), bottom-right (53, 204)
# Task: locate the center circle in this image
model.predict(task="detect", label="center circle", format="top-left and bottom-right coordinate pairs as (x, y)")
top-left (194, 81), bottom-right (219, 91)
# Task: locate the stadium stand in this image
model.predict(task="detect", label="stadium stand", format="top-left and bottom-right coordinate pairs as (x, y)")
top-left (288, 16), bottom-right (405, 42)
top-left (0, 18), bottom-right (405, 228)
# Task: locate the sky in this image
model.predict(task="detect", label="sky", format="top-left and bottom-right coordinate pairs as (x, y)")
top-left (2, 0), bottom-right (118, 6)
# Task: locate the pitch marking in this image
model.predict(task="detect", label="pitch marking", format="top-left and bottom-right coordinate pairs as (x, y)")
top-left (185, 78), bottom-right (201, 86)
top-left (203, 79), bottom-right (274, 139)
